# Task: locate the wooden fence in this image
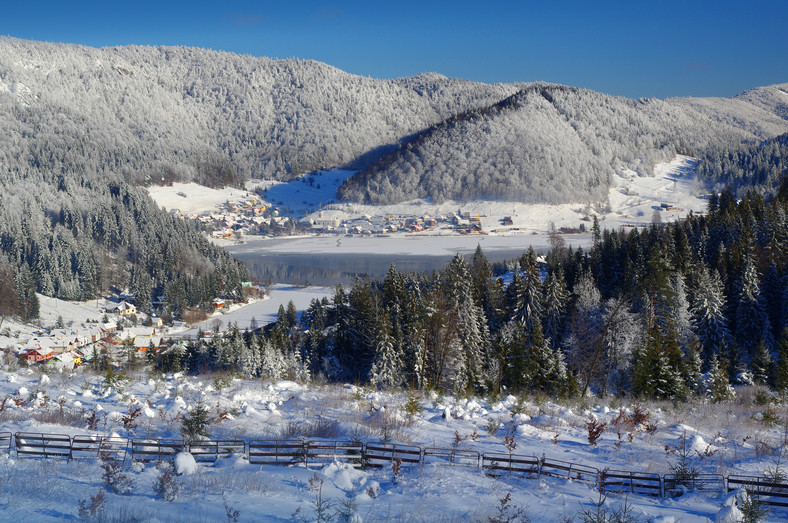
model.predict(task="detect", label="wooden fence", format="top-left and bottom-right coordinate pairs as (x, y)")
top-left (4, 430), bottom-right (788, 508)
top-left (15, 432), bottom-right (72, 460)
top-left (363, 443), bottom-right (422, 468)
top-left (0, 432), bottom-right (11, 452)
top-left (728, 474), bottom-right (788, 508)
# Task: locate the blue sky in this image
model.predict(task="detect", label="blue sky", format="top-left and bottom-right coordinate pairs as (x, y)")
top-left (2, 1), bottom-right (786, 99)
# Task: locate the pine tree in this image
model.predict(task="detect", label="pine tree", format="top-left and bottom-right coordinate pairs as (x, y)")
top-left (0, 256), bottom-right (19, 330)
top-left (705, 355), bottom-right (735, 403)
top-left (690, 267), bottom-right (731, 359)
top-left (751, 340), bottom-right (772, 385)
top-left (670, 274), bottom-right (693, 351)
top-left (682, 339), bottom-right (704, 395)
top-left (285, 300), bottom-right (299, 328)
top-left (569, 270), bottom-right (603, 392)
top-left (15, 265), bottom-right (39, 321)
top-left (735, 256), bottom-right (774, 360)
top-left (631, 325), bottom-right (685, 400)
top-left (601, 296), bottom-right (640, 395)
top-left (442, 254), bottom-right (490, 393)
top-left (541, 267), bottom-right (569, 349)
top-left (259, 337), bottom-right (286, 379)
top-left (368, 313), bottom-right (403, 390)
top-left (632, 247), bottom-right (685, 399)
top-left (507, 252), bottom-right (542, 330)
top-left (774, 331), bottom-right (788, 394)
top-left (761, 263), bottom-right (783, 342)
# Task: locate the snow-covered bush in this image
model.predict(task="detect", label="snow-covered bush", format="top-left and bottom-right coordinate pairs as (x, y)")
top-left (153, 461), bottom-right (180, 501)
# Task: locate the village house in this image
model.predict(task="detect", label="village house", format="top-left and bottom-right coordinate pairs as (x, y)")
top-left (112, 301), bottom-right (137, 317)
top-left (26, 345), bottom-right (53, 363)
top-left (133, 336), bottom-right (162, 352)
top-left (51, 350), bottom-right (82, 370)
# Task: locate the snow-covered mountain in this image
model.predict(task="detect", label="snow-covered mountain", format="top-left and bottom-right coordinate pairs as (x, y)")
top-left (0, 37), bottom-right (519, 185)
top-left (1, 37), bottom-right (786, 205)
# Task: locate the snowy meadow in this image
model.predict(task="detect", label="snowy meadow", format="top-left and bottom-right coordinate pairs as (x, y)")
top-left (1, 364), bottom-right (787, 522)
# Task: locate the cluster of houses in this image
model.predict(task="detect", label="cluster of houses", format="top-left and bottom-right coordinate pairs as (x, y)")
top-left (305, 211), bottom-right (484, 235)
top-left (168, 196), bottom-right (299, 239)
top-left (170, 190), bottom-right (495, 240)
top-left (4, 296), bottom-right (171, 370)
top-left (15, 321), bottom-right (165, 370)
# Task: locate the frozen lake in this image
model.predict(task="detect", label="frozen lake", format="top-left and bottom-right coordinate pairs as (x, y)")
top-left (226, 233), bottom-right (593, 285)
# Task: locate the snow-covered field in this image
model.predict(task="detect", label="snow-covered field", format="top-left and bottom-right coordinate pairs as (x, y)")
top-left (147, 184), bottom-right (257, 216)
top-left (0, 368), bottom-right (785, 522)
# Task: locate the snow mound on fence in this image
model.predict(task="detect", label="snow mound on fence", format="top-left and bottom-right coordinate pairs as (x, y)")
top-left (175, 452), bottom-right (198, 475)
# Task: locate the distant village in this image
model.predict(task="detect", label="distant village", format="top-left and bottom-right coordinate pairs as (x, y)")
top-left (165, 193), bottom-right (546, 240)
top-left (1, 289), bottom-right (260, 371)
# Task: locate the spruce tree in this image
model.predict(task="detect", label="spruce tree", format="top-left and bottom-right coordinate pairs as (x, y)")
top-left (774, 331), bottom-right (788, 394)
top-left (735, 256), bottom-right (774, 360)
top-left (443, 253), bottom-right (489, 393)
top-left (369, 313), bottom-right (403, 390)
top-left (690, 267), bottom-right (731, 359)
top-left (507, 253), bottom-right (542, 330)
top-left (705, 355), bottom-right (735, 403)
top-left (541, 267), bottom-right (569, 350)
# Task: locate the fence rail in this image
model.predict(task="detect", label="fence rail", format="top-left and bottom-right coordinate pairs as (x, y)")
top-left (601, 470), bottom-right (663, 497)
top-left (131, 439), bottom-right (184, 462)
top-left (664, 473), bottom-right (724, 497)
top-left (15, 432), bottom-right (71, 459)
top-left (728, 475), bottom-right (788, 508)
top-left (540, 457), bottom-right (598, 484)
top-left (2, 429), bottom-right (788, 510)
top-left (0, 432), bottom-right (11, 452)
top-left (422, 447), bottom-right (480, 468)
top-left (363, 443), bottom-right (422, 468)
top-left (482, 452), bottom-right (540, 478)
top-left (305, 440), bottom-right (363, 468)
top-left (249, 439), bottom-right (305, 465)
top-left (188, 439), bottom-right (245, 462)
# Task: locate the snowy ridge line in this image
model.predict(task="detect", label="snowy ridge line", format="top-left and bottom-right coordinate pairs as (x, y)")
top-left (4, 431), bottom-right (788, 506)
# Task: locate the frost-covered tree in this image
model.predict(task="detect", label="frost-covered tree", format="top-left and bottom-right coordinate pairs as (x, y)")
top-left (568, 270), bottom-right (603, 391)
top-left (507, 250), bottom-right (542, 329)
top-left (690, 267), bottom-right (731, 359)
top-left (259, 338), bottom-right (286, 379)
top-left (443, 254), bottom-right (489, 392)
top-left (541, 267), bottom-right (569, 350)
top-left (704, 355), bottom-right (735, 403)
top-left (369, 312), bottom-right (403, 390)
top-left (735, 256), bottom-right (774, 358)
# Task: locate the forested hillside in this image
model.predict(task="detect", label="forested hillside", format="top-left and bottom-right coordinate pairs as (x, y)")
top-left (338, 85), bottom-right (788, 204)
top-left (165, 184), bottom-right (788, 400)
top-left (0, 38), bottom-right (519, 185)
top-left (732, 83), bottom-right (788, 120)
top-left (697, 133), bottom-right (788, 196)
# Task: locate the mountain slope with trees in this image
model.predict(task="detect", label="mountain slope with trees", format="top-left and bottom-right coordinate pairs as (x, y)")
top-left (0, 37), bottom-right (520, 185)
top-left (337, 85), bottom-right (788, 204)
top-left (697, 132), bottom-right (788, 196)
